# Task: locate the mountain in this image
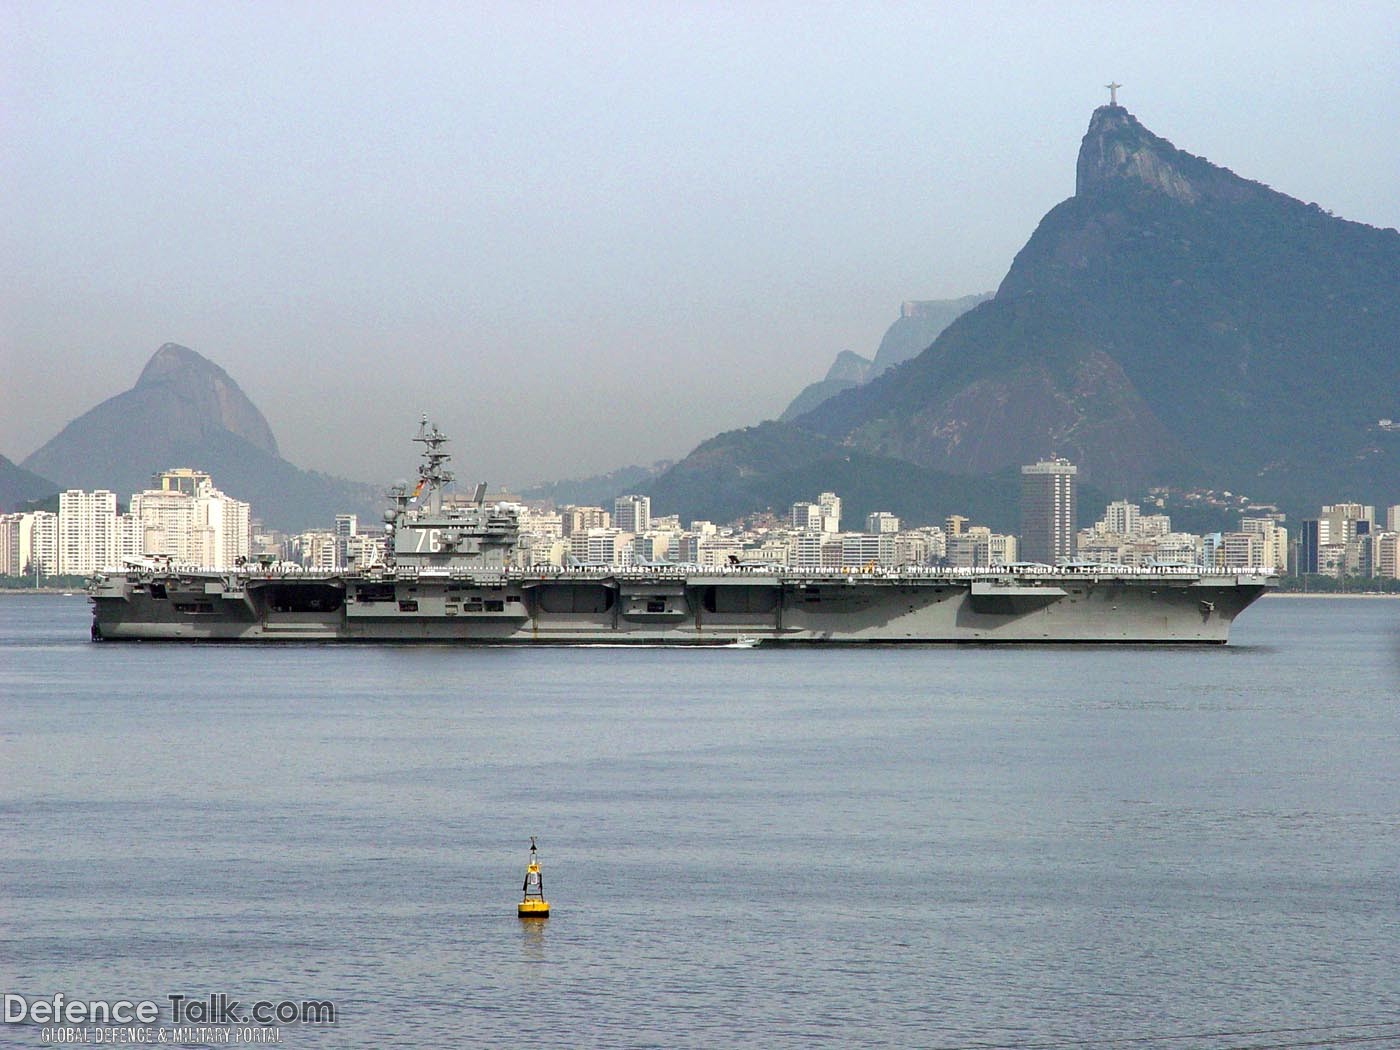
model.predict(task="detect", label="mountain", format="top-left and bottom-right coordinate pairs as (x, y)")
top-left (653, 105), bottom-right (1400, 520)
top-left (779, 350), bottom-right (873, 421)
top-left (779, 295), bottom-right (990, 421)
top-left (643, 422), bottom-right (1017, 529)
top-left (22, 344), bottom-right (378, 531)
top-left (868, 294), bottom-right (993, 374)
top-left (521, 461), bottom-right (673, 508)
top-left (0, 455), bottom-right (59, 512)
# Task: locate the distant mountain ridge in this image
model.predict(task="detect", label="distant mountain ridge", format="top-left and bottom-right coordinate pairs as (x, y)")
top-left (648, 104), bottom-right (1400, 521)
top-left (22, 344), bottom-right (378, 530)
top-left (779, 294), bottom-right (990, 421)
top-left (0, 455), bottom-right (58, 512)
top-left (522, 461), bottom-right (673, 508)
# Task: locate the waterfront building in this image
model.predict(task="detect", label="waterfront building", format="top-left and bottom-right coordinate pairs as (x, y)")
top-left (613, 494), bottom-right (651, 534)
top-left (1316, 543), bottom-right (1347, 577)
top-left (1373, 532), bottom-right (1400, 579)
top-left (894, 529), bottom-right (941, 567)
top-left (631, 533), bottom-right (669, 564)
top-left (292, 530), bottom-right (339, 571)
top-left (58, 489), bottom-right (119, 575)
top-left (1100, 500), bottom-right (1140, 536)
top-left (344, 532), bottom-right (385, 568)
top-left (560, 506), bottom-right (610, 536)
top-left (1218, 531), bottom-right (1265, 569)
top-left (1020, 458), bottom-right (1078, 565)
top-left (130, 473), bottom-right (250, 568)
top-left (27, 511), bottom-right (60, 577)
top-left (946, 530), bottom-right (989, 568)
top-left (520, 536), bottom-right (568, 567)
top-left (674, 533), bottom-right (701, 564)
top-left (131, 489), bottom-right (196, 562)
top-left (570, 528), bottom-right (633, 565)
top-left (865, 512), bottom-right (900, 534)
top-left (1151, 533), bottom-right (1204, 566)
top-left (523, 510), bottom-right (564, 539)
top-left (334, 514), bottom-right (358, 562)
top-left (1240, 517), bottom-right (1288, 571)
top-left (1137, 514), bottom-right (1173, 537)
top-left (792, 530), bottom-right (825, 568)
top-left (987, 533), bottom-right (1018, 566)
top-left (791, 502), bottom-right (821, 531)
top-left (840, 533), bottom-right (897, 568)
top-left (117, 514), bottom-right (143, 562)
top-left (740, 541), bottom-right (790, 566)
top-left (151, 467), bottom-right (213, 496)
top-left (1296, 519), bottom-right (1322, 574)
top-left (1, 513), bottom-right (41, 578)
top-left (697, 535), bottom-right (745, 568)
top-left (1322, 503), bottom-right (1374, 533)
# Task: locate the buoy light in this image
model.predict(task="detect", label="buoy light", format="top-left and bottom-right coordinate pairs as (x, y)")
top-left (518, 837), bottom-right (549, 918)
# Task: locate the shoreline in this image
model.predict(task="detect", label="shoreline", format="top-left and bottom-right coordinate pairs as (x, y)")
top-left (1267, 591), bottom-right (1400, 599)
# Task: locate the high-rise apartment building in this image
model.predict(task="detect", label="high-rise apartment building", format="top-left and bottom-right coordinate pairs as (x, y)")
top-left (58, 489), bottom-right (119, 574)
top-left (613, 495), bottom-right (651, 534)
top-left (1101, 500), bottom-right (1140, 536)
top-left (29, 511), bottom-right (59, 576)
top-left (151, 468), bottom-right (214, 496)
top-left (1374, 532), bottom-right (1400, 579)
top-left (560, 506), bottom-right (610, 536)
top-left (130, 473), bottom-right (250, 567)
top-left (1240, 517), bottom-right (1288, 571)
top-left (1020, 458), bottom-right (1078, 565)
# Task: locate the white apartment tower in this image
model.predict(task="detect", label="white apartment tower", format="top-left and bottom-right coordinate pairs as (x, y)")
top-left (1102, 500), bottom-right (1140, 536)
top-left (130, 472), bottom-right (251, 567)
top-left (29, 511), bottom-right (60, 576)
top-left (58, 489), bottom-right (120, 574)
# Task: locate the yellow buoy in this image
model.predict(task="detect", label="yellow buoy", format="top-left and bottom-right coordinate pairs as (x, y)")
top-left (518, 836), bottom-right (549, 918)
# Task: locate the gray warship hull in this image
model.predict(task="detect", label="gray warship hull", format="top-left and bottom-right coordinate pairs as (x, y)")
top-left (88, 566), bottom-right (1275, 644)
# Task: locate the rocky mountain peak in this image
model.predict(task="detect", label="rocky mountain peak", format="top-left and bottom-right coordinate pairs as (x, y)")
top-left (136, 342), bottom-right (213, 386)
top-left (1075, 105), bottom-right (1269, 206)
top-left (130, 342), bottom-right (280, 456)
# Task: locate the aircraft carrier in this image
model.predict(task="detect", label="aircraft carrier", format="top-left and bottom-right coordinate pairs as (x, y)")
top-left (88, 420), bottom-right (1276, 644)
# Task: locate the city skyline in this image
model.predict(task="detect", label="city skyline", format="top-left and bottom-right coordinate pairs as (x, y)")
top-left (8, 457), bottom-right (1396, 583)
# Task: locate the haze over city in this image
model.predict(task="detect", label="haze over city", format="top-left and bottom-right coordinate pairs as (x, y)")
top-left (4, 2), bottom-right (1398, 488)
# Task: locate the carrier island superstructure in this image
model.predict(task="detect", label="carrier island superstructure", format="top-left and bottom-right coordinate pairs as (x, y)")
top-left (88, 420), bottom-right (1276, 644)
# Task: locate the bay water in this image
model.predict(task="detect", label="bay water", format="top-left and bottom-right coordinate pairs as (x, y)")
top-left (3, 594), bottom-right (1399, 1048)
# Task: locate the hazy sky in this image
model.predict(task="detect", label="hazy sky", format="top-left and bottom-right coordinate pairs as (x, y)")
top-left (3, 2), bottom-right (1397, 488)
